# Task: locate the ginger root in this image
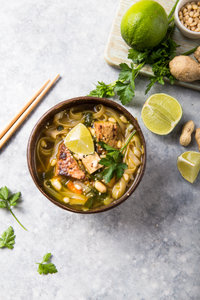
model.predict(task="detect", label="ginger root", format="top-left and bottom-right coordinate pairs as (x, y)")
top-left (195, 128), bottom-right (200, 151)
top-left (180, 120), bottom-right (195, 147)
top-left (169, 56), bottom-right (200, 82)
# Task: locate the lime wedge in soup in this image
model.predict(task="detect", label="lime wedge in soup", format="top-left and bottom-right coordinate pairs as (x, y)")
top-left (177, 151), bottom-right (200, 183)
top-left (64, 123), bottom-right (94, 155)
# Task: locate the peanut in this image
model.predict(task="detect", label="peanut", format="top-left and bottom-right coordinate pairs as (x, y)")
top-left (63, 197), bottom-right (70, 203)
top-left (123, 173), bottom-right (129, 182)
top-left (180, 120), bottom-right (195, 146)
top-left (94, 181), bottom-right (107, 193)
top-left (50, 158), bottom-right (57, 166)
top-left (179, 1), bottom-right (200, 31)
top-left (51, 178), bottom-right (62, 191)
top-left (117, 140), bottom-right (122, 148)
top-left (108, 117), bottom-right (116, 123)
top-left (195, 128), bottom-right (200, 151)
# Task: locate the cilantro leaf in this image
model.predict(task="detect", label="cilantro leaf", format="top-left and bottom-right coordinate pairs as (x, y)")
top-left (128, 48), bottom-right (149, 63)
top-left (0, 186), bottom-right (9, 200)
top-left (115, 80), bottom-right (135, 105)
top-left (98, 141), bottom-right (116, 151)
top-left (99, 157), bottom-right (112, 167)
top-left (101, 164), bottom-right (117, 183)
top-left (0, 186), bottom-right (27, 231)
top-left (37, 253), bottom-right (58, 275)
top-left (0, 201), bottom-right (6, 208)
top-left (98, 131), bottom-right (136, 183)
top-left (37, 263), bottom-right (57, 275)
top-left (107, 150), bottom-right (123, 163)
top-left (88, 81), bottom-right (115, 98)
top-left (42, 252), bottom-right (52, 263)
top-left (9, 192), bottom-right (21, 207)
top-left (116, 163), bottom-right (128, 179)
top-left (115, 62), bottom-right (144, 105)
top-left (0, 226), bottom-right (15, 249)
top-left (118, 63), bottom-right (133, 81)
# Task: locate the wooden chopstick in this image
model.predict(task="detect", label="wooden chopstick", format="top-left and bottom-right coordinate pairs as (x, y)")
top-left (0, 74), bottom-right (60, 150)
top-left (0, 79), bottom-right (50, 140)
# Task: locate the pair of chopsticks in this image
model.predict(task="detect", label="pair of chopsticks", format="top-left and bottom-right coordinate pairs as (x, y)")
top-left (0, 74), bottom-right (60, 150)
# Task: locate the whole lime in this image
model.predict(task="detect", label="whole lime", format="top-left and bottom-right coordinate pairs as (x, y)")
top-left (121, 0), bottom-right (168, 51)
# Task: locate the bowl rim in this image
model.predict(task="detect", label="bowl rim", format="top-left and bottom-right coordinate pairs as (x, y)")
top-left (175, 0), bottom-right (200, 38)
top-left (27, 96), bottom-right (146, 214)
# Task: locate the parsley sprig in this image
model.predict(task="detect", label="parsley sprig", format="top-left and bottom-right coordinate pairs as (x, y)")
top-left (0, 226), bottom-right (15, 249)
top-left (89, 63), bottom-right (144, 105)
top-left (89, 81), bottom-right (116, 98)
top-left (36, 253), bottom-right (58, 275)
top-left (0, 186), bottom-right (27, 231)
top-left (88, 0), bottom-right (197, 105)
top-left (99, 130), bottom-right (136, 183)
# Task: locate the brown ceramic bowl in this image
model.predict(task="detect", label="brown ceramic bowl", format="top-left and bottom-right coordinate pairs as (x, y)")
top-left (27, 96), bottom-right (146, 213)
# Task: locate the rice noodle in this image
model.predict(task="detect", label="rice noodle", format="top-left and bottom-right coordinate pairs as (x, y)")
top-left (93, 104), bottom-right (105, 118)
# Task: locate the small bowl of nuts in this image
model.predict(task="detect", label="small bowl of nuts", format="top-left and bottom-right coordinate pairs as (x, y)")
top-left (175, 0), bottom-right (200, 39)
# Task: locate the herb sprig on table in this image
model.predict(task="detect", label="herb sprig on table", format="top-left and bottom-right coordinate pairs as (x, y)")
top-left (89, 63), bottom-right (144, 105)
top-left (0, 186), bottom-right (27, 231)
top-left (0, 226), bottom-right (15, 249)
top-left (36, 253), bottom-right (58, 275)
top-left (99, 130), bottom-right (136, 183)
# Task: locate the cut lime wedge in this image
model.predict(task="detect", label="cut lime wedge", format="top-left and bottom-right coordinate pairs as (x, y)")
top-left (177, 151), bottom-right (200, 183)
top-left (141, 93), bottom-right (182, 135)
top-left (64, 123), bottom-right (94, 155)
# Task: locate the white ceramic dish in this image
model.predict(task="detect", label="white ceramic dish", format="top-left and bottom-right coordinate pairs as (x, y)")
top-left (175, 0), bottom-right (200, 39)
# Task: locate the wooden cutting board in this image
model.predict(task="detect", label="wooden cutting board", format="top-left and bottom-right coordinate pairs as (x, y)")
top-left (104, 0), bottom-right (200, 91)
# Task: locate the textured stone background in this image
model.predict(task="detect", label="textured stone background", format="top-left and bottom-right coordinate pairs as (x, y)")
top-left (0, 1), bottom-right (199, 299)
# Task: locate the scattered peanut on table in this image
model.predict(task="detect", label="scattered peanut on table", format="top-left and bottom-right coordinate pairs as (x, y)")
top-left (179, 1), bottom-right (200, 32)
top-left (180, 120), bottom-right (195, 146)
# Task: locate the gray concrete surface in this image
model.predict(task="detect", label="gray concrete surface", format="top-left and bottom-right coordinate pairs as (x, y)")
top-left (0, 0), bottom-right (199, 299)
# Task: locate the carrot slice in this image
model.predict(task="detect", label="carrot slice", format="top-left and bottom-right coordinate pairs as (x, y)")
top-left (67, 181), bottom-right (82, 194)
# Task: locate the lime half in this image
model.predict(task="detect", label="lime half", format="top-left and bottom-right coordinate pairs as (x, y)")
top-left (64, 123), bottom-right (94, 155)
top-left (177, 151), bottom-right (200, 183)
top-left (141, 93), bottom-right (182, 135)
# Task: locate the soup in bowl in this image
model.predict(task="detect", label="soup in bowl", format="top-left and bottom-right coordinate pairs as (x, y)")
top-left (27, 97), bottom-right (146, 213)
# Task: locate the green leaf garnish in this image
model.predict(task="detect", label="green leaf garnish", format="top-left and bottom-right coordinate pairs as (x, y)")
top-left (0, 226), bottom-right (15, 249)
top-left (88, 81), bottom-right (115, 98)
top-left (36, 253), bottom-right (58, 275)
top-left (98, 130), bottom-right (136, 183)
top-left (0, 186), bottom-right (27, 231)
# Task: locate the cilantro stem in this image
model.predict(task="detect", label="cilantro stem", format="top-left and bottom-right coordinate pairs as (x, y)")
top-left (168, 0), bottom-right (179, 21)
top-left (181, 46), bottom-right (198, 56)
top-left (8, 207), bottom-right (27, 231)
top-left (168, 16), bottom-right (174, 24)
top-left (120, 130), bottom-right (136, 153)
